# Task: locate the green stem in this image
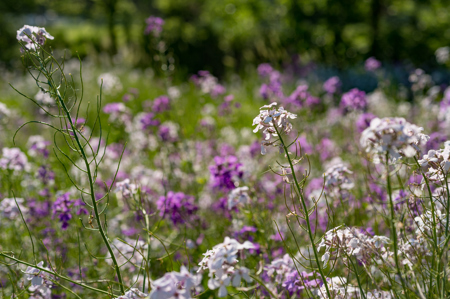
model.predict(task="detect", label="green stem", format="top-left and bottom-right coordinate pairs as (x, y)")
top-left (45, 65), bottom-right (125, 294)
top-left (385, 154), bottom-right (409, 298)
top-left (275, 127), bottom-right (332, 299)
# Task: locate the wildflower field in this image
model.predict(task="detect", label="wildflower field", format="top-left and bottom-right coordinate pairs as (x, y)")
top-left (2, 14), bottom-right (450, 299)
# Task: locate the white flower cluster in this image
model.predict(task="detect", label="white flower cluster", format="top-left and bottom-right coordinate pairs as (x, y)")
top-left (323, 164), bottom-right (354, 193)
top-left (414, 210), bottom-right (447, 237)
top-left (264, 254), bottom-right (296, 284)
top-left (317, 277), bottom-right (392, 299)
top-left (227, 186), bottom-right (250, 210)
top-left (318, 226), bottom-right (391, 268)
top-left (399, 238), bottom-right (431, 269)
top-left (0, 197), bottom-right (27, 220)
top-left (360, 117), bottom-right (429, 163)
top-left (0, 102), bottom-right (12, 121)
top-left (436, 47), bottom-right (450, 64)
top-left (149, 266), bottom-right (202, 299)
top-left (252, 102), bottom-right (297, 155)
top-left (98, 73), bottom-right (123, 94)
top-left (418, 141), bottom-right (450, 182)
top-left (16, 25), bottom-right (54, 51)
top-left (113, 288), bottom-right (148, 299)
top-left (116, 179), bottom-right (138, 199)
top-left (24, 261), bottom-right (54, 299)
top-left (0, 147), bottom-right (30, 172)
top-left (197, 237), bottom-right (254, 297)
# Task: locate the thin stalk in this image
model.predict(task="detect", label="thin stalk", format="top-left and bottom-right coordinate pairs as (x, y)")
top-left (385, 153), bottom-right (409, 298)
top-left (275, 127), bottom-right (332, 299)
top-left (46, 69), bottom-right (125, 294)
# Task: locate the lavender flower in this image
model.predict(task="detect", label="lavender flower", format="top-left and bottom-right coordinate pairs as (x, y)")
top-left (355, 113), bottom-right (376, 133)
top-left (157, 191), bottom-right (198, 225)
top-left (145, 16), bottom-right (164, 36)
top-left (209, 155), bottom-right (243, 191)
top-left (365, 57), bottom-right (381, 72)
top-left (340, 88), bottom-right (367, 113)
top-left (152, 95), bottom-right (171, 113)
top-left (52, 192), bottom-right (73, 230)
top-left (323, 76), bottom-right (342, 94)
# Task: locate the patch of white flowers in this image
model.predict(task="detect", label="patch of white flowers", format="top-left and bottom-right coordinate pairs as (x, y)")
top-left (418, 140), bottom-right (450, 182)
top-left (360, 117), bottom-right (429, 163)
top-left (252, 102), bottom-right (297, 155)
top-left (318, 226), bottom-right (391, 268)
top-left (227, 186), bottom-right (251, 210)
top-left (24, 261), bottom-right (54, 299)
top-left (197, 237), bottom-right (254, 297)
top-left (148, 266), bottom-right (202, 299)
top-left (16, 25), bottom-right (54, 51)
top-left (317, 277), bottom-right (393, 299)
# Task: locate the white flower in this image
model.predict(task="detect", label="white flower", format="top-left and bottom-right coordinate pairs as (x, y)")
top-left (231, 267), bottom-right (252, 287)
top-left (227, 186), bottom-right (250, 210)
top-left (360, 117), bottom-right (429, 163)
top-left (0, 197), bottom-right (27, 220)
top-left (252, 102), bottom-right (297, 155)
top-left (208, 274), bottom-right (230, 297)
top-left (149, 267), bottom-right (201, 299)
top-left (16, 25), bottom-right (54, 51)
top-left (436, 46), bottom-right (450, 64)
top-left (115, 179), bottom-right (138, 199)
top-left (114, 288), bottom-right (148, 299)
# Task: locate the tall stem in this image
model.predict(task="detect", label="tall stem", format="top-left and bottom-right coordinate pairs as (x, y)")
top-left (48, 75), bottom-right (125, 294)
top-left (275, 128), bottom-right (332, 298)
top-left (385, 154), bottom-right (409, 298)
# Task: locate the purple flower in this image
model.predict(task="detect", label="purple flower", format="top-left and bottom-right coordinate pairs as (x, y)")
top-left (316, 138), bottom-right (336, 161)
top-left (140, 112), bottom-right (160, 129)
top-left (340, 88), bottom-right (367, 113)
top-left (426, 132), bottom-right (447, 152)
top-left (257, 63), bottom-right (274, 78)
top-left (365, 57), bottom-right (381, 72)
top-left (103, 102), bottom-right (126, 114)
top-left (323, 76), bottom-right (341, 94)
top-left (355, 113), bottom-right (376, 133)
top-left (144, 16), bottom-right (164, 36)
top-left (152, 95), bottom-right (170, 113)
top-left (52, 192), bottom-right (73, 230)
top-left (157, 191), bottom-right (198, 225)
top-left (209, 155), bottom-right (243, 191)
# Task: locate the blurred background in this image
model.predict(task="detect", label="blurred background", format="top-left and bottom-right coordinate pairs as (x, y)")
top-left (2, 0), bottom-right (450, 81)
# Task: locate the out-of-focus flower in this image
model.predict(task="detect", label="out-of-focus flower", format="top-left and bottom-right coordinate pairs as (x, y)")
top-left (191, 71), bottom-right (226, 98)
top-left (209, 155), bottom-right (243, 191)
top-left (227, 186), bottom-right (250, 210)
top-left (365, 57), bottom-right (381, 72)
top-left (98, 73), bottom-right (123, 94)
top-left (152, 95), bottom-right (171, 113)
top-left (435, 47), bottom-right (450, 64)
top-left (52, 192), bottom-right (73, 230)
top-left (16, 25), bottom-right (54, 51)
top-left (145, 16), bottom-right (164, 36)
top-left (361, 117), bottom-right (429, 163)
top-left (0, 147), bottom-right (29, 172)
top-left (35, 90), bottom-right (54, 105)
top-left (355, 113), bottom-right (376, 133)
top-left (0, 197), bottom-right (27, 220)
top-left (323, 76), bottom-right (341, 94)
top-left (340, 88), bottom-right (367, 113)
top-left (157, 191), bottom-right (198, 225)
top-left (115, 179), bottom-right (138, 199)
top-left (27, 135), bottom-right (50, 158)
top-left (149, 266), bottom-right (202, 299)
top-left (114, 288), bottom-right (148, 299)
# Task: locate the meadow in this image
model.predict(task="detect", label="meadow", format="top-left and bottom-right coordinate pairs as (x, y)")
top-left (0, 22), bottom-right (450, 299)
